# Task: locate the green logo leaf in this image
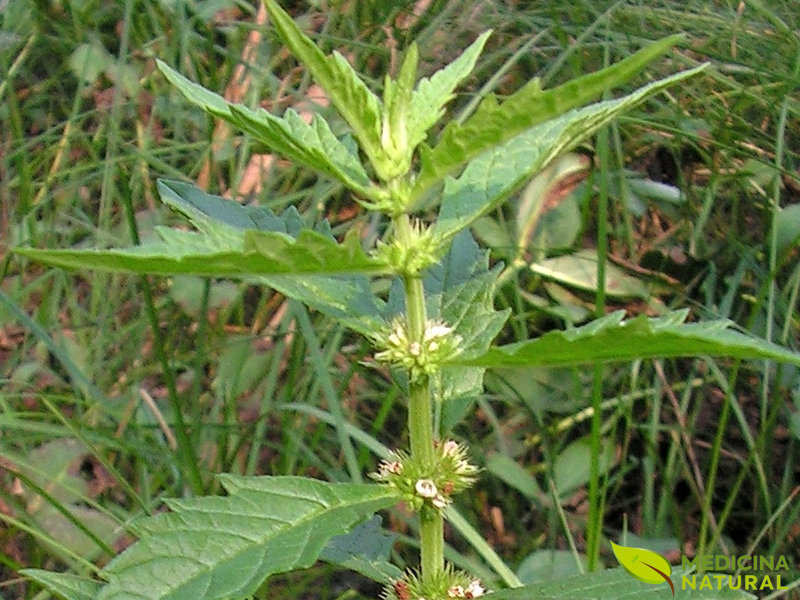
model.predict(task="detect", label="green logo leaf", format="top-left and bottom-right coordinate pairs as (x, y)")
top-left (611, 541), bottom-right (675, 595)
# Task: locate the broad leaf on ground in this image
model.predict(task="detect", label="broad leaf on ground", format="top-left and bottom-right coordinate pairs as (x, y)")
top-left (450, 309), bottom-right (800, 368)
top-left (156, 61), bottom-right (378, 199)
top-left (412, 35), bottom-right (693, 202)
top-left (21, 571), bottom-right (101, 600)
top-left (432, 65), bottom-right (707, 245)
top-left (484, 567), bottom-right (755, 599)
top-left (531, 249), bottom-right (653, 299)
top-left (47, 476), bottom-right (398, 600)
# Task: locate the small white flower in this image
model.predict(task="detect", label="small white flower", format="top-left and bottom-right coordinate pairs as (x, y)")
top-left (409, 342), bottom-right (422, 356)
top-left (456, 459), bottom-right (478, 474)
top-left (378, 460), bottom-right (402, 477)
top-left (432, 494), bottom-right (450, 509)
top-left (442, 440), bottom-right (460, 456)
top-left (424, 323), bottom-right (453, 341)
top-left (465, 580), bottom-right (485, 598)
top-left (415, 479), bottom-right (438, 498)
top-left (447, 585), bottom-right (465, 598)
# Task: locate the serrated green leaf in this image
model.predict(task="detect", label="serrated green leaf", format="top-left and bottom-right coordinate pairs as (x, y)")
top-left (405, 231), bottom-right (509, 430)
top-left (412, 34), bottom-right (692, 202)
top-left (16, 181), bottom-right (389, 334)
top-left (450, 310), bottom-right (800, 368)
top-left (15, 229), bottom-right (388, 277)
top-left (14, 183), bottom-right (390, 278)
top-left (260, 274), bottom-right (386, 336)
top-left (94, 475), bottom-right (399, 600)
top-left (433, 65), bottom-right (707, 244)
top-left (158, 180), bottom-right (388, 334)
top-left (263, 0), bottom-right (384, 167)
top-left (21, 570), bottom-right (102, 600)
top-left (483, 567), bottom-right (755, 599)
top-left (407, 30), bottom-right (491, 150)
top-left (382, 43), bottom-right (418, 160)
top-left (156, 179), bottom-right (303, 235)
top-left (156, 60), bottom-right (376, 198)
top-left (319, 515), bottom-right (402, 583)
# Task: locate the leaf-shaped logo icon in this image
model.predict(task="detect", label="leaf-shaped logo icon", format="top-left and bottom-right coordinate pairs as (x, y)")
top-left (611, 541), bottom-right (675, 596)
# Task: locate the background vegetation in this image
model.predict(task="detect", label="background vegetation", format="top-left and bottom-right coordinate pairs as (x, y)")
top-left (1, 0), bottom-right (799, 598)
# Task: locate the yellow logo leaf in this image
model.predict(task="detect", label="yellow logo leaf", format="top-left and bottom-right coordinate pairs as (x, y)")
top-left (611, 541), bottom-right (674, 595)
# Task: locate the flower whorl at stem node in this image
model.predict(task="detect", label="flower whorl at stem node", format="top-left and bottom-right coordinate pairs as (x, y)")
top-left (370, 441), bottom-right (478, 513)
top-left (373, 318), bottom-right (463, 381)
top-left (375, 218), bottom-right (440, 274)
top-left (381, 565), bottom-right (487, 600)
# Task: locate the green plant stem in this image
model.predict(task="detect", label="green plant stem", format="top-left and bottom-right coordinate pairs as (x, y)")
top-left (587, 110), bottom-right (611, 571)
top-left (396, 213), bottom-right (443, 583)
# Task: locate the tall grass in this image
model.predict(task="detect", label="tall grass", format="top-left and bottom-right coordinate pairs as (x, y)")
top-left (1, 1), bottom-right (798, 598)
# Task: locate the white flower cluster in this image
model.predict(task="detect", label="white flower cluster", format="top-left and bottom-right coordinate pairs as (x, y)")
top-left (374, 319), bottom-right (463, 381)
top-left (383, 566), bottom-right (487, 600)
top-left (371, 440), bottom-right (478, 514)
top-left (447, 580), bottom-right (486, 598)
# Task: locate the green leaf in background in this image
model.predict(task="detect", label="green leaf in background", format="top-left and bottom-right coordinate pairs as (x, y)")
top-left (406, 31), bottom-right (492, 151)
top-left (531, 249), bottom-right (653, 299)
top-left (71, 476), bottom-right (398, 600)
top-left (451, 309), bottom-right (800, 368)
top-left (168, 275), bottom-right (239, 318)
top-left (483, 567), bottom-right (755, 599)
top-left (21, 571), bottom-right (102, 600)
top-left (6, 441), bottom-right (122, 561)
top-left (156, 61), bottom-right (377, 199)
top-left (516, 550), bottom-right (590, 584)
top-left (776, 202), bottom-right (800, 256)
top-left (554, 435), bottom-right (616, 498)
top-left (319, 515), bottom-right (402, 583)
top-left (515, 152), bottom-right (589, 255)
top-left (412, 35), bottom-right (694, 202)
top-left (392, 231), bottom-right (509, 431)
top-left (69, 41), bottom-right (113, 83)
top-left (14, 181), bottom-right (391, 278)
top-left (263, 0), bottom-right (384, 171)
top-left (432, 65), bottom-right (707, 244)
top-left (485, 452), bottom-right (546, 503)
